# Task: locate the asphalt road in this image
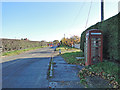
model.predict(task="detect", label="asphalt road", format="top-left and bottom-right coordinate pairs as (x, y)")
top-left (2, 47), bottom-right (55, 88)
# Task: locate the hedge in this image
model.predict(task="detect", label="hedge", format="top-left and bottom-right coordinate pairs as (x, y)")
top-left (80, 12), bottom-right (120, 62)
top-left (1, 39), bottom-right (47, 52)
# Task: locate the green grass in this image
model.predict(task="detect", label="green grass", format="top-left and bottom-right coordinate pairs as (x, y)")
top-left (85, 60), bottom-right (119, 83)
top-left (61, 51), bottom-right (84, 64)
top-left (79, 60), bottom-right (120, 88)
top-left (61, 50), bottom-right (119, 82)
top-left (56, 47), bottom-right (66, 51)
top-left (47, 57), bottom-right (53, 78)
top-left (56, 45), bottom-right (79, 51)
top-left (61, 50), bottom-right (119, 88)
top-left (2, 46), bottom-right (46, 56)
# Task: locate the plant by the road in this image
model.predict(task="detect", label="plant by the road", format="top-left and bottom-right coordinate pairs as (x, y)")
top-left (2, 46), bottom-right (46, 56)
top-left (56, 45), bottom-right (79, 52)
top-left (79, 60), bottom-right (120, 88)
top-left (61, 49), bottom-right (120, 88)
top-left (61, 51), bottom-right (85, 65)
top-left (47, 57), bottom-right (53, 78)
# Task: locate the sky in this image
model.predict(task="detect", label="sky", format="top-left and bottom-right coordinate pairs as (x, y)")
top-left (1, 0), bottom-right (119, 42)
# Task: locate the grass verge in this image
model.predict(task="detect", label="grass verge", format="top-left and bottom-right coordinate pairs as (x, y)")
top-left (61, 50), bottom-right (120, 88)
top-left (2, 46), bottom-right (47, 56)
top-left (61, 51), bottom-right (84, 65)
top-left (79, 60), bottom-right (120, 88)
top-left (47, 57), bottom-right (53, 78)
top-left (56, 45), bottom-right (79, 52)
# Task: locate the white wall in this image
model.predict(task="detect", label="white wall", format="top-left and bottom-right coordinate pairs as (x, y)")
top-left (73, 44), bottom-right (80, 49)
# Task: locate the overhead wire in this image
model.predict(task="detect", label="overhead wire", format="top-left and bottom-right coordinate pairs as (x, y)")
top-left (73, 2), bottom-right (85, 25)
top-left (66, 2), bottom-right (86, 37)
top-left (70, 2), bottom-right (86, 28)
top-left (85, 0), bottom-right (93, 29)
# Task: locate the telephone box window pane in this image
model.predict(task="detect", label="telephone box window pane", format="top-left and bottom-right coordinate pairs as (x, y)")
top-left (91, 37), bottom-right (101, 64)
top-left (91, 38), bottom-right (101, 47)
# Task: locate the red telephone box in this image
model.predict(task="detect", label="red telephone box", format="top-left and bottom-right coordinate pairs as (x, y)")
top-left (85, 29), bottom-right (103, 66)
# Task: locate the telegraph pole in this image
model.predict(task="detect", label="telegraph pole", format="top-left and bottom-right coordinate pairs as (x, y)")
top-left (101, 0), bottom-right (104, 21)
top-left (118, 1), bottom-right (120, 13)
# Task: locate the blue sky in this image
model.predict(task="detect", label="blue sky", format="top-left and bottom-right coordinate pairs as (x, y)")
top-left (2, 1), bottom-right (119, 42)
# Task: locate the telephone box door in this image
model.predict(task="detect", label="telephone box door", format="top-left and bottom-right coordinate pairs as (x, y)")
top-left (91, 36), bottom-right (102, 64)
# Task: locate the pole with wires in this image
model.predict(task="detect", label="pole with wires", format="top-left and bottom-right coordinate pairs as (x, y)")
top-left (101, 0), bottom-right (104, 21)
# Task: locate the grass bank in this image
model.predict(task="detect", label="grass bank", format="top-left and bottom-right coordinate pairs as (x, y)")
top-left (61, 50), bottom-right (120, 88)
top-left (56, 45), bottom-right (79, 52)
top-left (79, 61), bottom-right (119, 88)
top-left (2, 46), bottom-right (47, 56)
top-left (61, 51), bottom-right (84, 65)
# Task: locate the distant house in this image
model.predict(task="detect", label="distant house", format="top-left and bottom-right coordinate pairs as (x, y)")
top-left (24, 38), bottom-right (28, 40)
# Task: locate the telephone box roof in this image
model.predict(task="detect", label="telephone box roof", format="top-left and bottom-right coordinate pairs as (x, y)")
top-left (86, 29), bottom-right (102, 33)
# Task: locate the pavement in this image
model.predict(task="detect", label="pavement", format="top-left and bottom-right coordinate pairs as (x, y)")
top-left (49, 56), bottom-right (84, 88)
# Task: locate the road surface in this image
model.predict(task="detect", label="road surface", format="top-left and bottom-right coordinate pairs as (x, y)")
top-left (2, 47), bottom-right (55, 88)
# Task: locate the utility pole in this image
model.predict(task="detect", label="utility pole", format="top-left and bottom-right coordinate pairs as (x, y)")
top-left (118, 1), bottom-right (120, 13)
top-left (63, 34), bottom-right (65, 42)
top-left (101, 0), bottom-right (104, 21)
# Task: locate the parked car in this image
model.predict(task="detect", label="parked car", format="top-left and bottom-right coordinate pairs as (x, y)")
top-left (48, 44), bottom-right (54, 47)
